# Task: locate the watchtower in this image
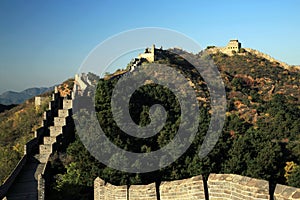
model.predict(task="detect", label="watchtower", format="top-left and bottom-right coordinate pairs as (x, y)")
top-left (226, 39), bottom-right (241, 52)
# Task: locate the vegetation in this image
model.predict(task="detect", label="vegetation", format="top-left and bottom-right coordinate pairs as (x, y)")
top-left (49, 51), bottom-right (300, 199)
top-left (0, 94), bottom-right (51, 183)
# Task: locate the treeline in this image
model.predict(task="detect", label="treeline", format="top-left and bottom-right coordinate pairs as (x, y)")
top-left (48, 51), bottom-right (300, 200)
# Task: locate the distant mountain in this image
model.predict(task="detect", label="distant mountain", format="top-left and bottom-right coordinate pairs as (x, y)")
top-left (0, 87), bottom-right (54, 105)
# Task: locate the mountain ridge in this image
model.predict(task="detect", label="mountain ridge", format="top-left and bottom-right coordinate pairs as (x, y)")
top-left (0, 87), bottom-right (54, 105)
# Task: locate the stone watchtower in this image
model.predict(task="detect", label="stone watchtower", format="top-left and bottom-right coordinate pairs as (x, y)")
top-left (226, 39), bottom-right (241, 52)
top-left (138, 44), bottom-right (156, 62)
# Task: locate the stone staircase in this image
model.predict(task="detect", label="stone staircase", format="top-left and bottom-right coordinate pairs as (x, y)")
top-left (3, 90), bottom-right (73, 200)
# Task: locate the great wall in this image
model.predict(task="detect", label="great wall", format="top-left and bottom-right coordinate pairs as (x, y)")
top-left (1, 40), bottom-right (300, 199)
top-left (94, 174), bottom-right (300, 200)
top-left (0, 87), bottom-right (74, 200)
top-left (206, 40), bottom-right (300, 71)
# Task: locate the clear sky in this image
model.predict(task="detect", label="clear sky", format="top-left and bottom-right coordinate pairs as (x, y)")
top-left (0, 0), bottom-right (299, 94)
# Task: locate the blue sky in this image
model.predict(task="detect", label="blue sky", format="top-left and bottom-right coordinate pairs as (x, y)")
top-left (0, 0), bottom-right (299, 94)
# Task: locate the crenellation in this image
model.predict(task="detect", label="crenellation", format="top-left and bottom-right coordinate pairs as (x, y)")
top-left (1, 82), bottom-right (74, 200)
top-left (43, 136), bottom-right (57, 145)
top-left (91, 174), bottom-right (300, 200)
top-left (63, 99), bottom-right (73, 110)
top-left (208, 174), bottom-right (270, 200)
top-left (129, 183), bottom-right (157, 200)
top-left (138, 44), bottom-right (156, 62)
top-left (54, 117), bottom-right (66, 126)
top-left (274, 184), bottom-right (300, 200)
top-left (58, 109), bottom-right (71, 118)
top-left (35, 96), bottom-right (48, 107)
top-left (49, 126), bottom-right (63, 137)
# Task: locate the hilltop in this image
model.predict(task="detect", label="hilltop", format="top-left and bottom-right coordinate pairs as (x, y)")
top-left (47, 43), bottom-right (300, 199)
top-left (0, 43), bottom-right (299, 199)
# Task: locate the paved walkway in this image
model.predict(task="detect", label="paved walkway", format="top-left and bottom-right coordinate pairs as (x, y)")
top-left (5, 156), bottom-right (40, 200)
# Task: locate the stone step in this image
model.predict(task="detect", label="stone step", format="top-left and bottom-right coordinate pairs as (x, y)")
top-left (54, 117), bottom-right (66, 126)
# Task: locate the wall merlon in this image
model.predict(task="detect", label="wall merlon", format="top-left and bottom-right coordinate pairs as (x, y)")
top-left (208, 174), bottom-right (269, 200)
top-left (39, 144), bottom-right (52, 155)
top-left (274, 184), bottom-right (300, 199)
top-left (58, 109), bottom-right (71, 118)
top-left (43, 136), bottom-right (57, 145)
top-left (160, 175), bottom-right (205, 200)
top-left (92, 174), bottom-right (300, 200)
top-left (49, 126), bottom-right (63, 137)
top-left (54, 117), bottom-right (66, 126)
top-left (63, 99), bottom-right (73, 110)
top-left (129, 183), bottom-right (156, 200)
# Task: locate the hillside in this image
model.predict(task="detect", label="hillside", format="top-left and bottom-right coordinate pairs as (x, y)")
top-left (0, 104), bottom-right (16, 113)
top-left (211, 51), bottom-right (300, 124)
top-left (0, 98), bottom-right (49, 183)
top-left (47, 48), bottom-right (300, 199)
top-left (0, 87), bottom-right (54, 105)
top-left (0, 78), bottom-right (75, 184)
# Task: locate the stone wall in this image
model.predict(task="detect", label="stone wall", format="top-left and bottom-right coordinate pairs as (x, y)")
top-left (94, 175), bottom-right (205, 200)
top-left (208, 174), bottom-right (269, 199)
top-left (129, 183), bottom-right (156, 200)
top-left (274, 184), bottom-right (300, 200)
top-left (138, 45), bottom-right (155, 62)
top-left (94, 174), bottom-right (300, 200)
top-left (206, 42), bottom-right (300, 71)
top-left (0, 155), bottom-right (27, 198)
top-left (1, 89), bottom-right (74, 199)
top-left (160, 175), bottom-right (205, 200)
top-left (94, 178), bottom-right (127, 200)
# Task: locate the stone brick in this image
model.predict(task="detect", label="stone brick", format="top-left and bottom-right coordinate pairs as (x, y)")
top-left (54, 117), bottom-right (66, 126)
top-left (292, 191), bottom-right (300, 198)
top-left (275, 184), bottom-right (300, 200)
top-left (43, 136), bottom-right (56, 145)
top-left (208, 174), bottom-right (269, 200)
top-left (58, 109), bottom-right (70, 118)
top-left (129, 183), bottom-right (156, 200)
top-left (49, 126), bottom-right (62, 137)
top-left (160, 175), bottom-right (205, 200)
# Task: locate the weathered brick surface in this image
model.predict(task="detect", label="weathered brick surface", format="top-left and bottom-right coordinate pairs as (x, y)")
top-left (49, 126), bottom-right (62, 137)
top-left (63, 99), bottom-right (72, 109)
top-left (43, 136), bottom-right (57, 144)
top-left (94, 178), bottom-right (127, 200)
top-left (94, 174), bottom-right (300, 200)
top-left (129, 183), bottom-right (156, 200)
top-left (94, 178), bottom-right (105, 200)
top-left (208, 174), bottom-right (269, 200)
top-left (105, 183), bottom-right (127, 200)
top-left (54, 117), bottom-right (66, 126)
top-left (274, 184), bottom-right (300, 200)
top-left (160, 175), bottom-right (205, 200)
top-left (58, 109), bottom-right (70, 118)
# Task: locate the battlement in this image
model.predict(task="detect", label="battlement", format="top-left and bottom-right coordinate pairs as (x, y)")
top-left (206, 40), bottom-right (300, 71)
top-left (94, 174), bottom-right (300, 200)
top-left (138, 44), bottom-right (156, 62)
top-left (1, 88), bottom-right (74, 200)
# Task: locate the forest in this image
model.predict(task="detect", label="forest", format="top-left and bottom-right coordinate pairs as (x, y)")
top-left (48, 50), bottom-right (300, 200)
